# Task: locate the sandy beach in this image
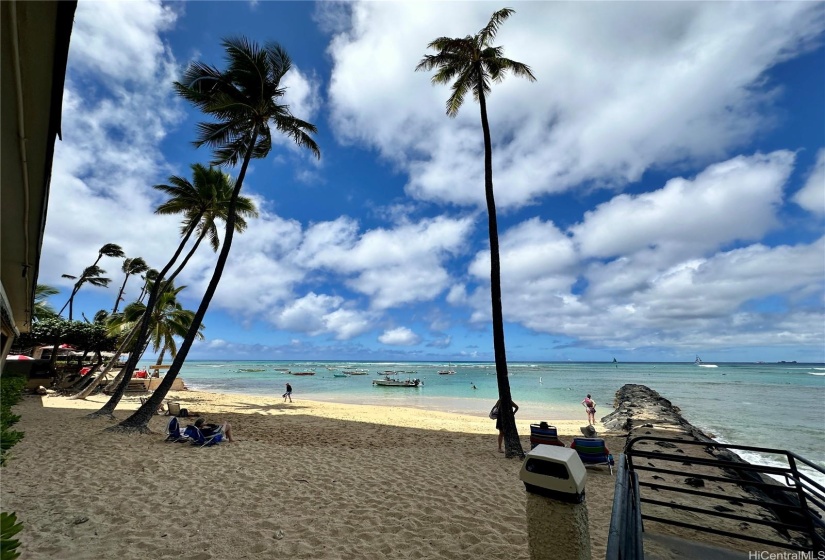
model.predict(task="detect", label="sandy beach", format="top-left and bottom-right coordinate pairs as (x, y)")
top-left (2, 387), bottom-right (810, 559)
top-left (1, 390), bottom-right (623, 560)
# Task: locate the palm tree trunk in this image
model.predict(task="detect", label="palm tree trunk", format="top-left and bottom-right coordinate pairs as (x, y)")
top-left (155, 348), bottom-right (166, 367)
top-left (116, 131), bottom-right (260, 431)
top-left (71, 323), bottom-right (139, 399)
top-left (88, 220), bottom-right (202, 418)
top-left (91, 226), bottom-right (209, 416)
top-left (112, 274), bottom-right (130, 315)
top-left (478, 89), bottom-right (523, 459)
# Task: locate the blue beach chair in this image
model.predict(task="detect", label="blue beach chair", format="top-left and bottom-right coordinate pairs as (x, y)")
top-left (529, 423), bottom-right (565, 449)
top-left (571, 437), bottom-right (614, 475)
top-left (183, 424), bottom-right (223, 447)
top-left (165, 417), bottom-right (190, 443)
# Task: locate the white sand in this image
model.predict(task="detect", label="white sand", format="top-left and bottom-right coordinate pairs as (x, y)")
top-left (1, 390), bottom-right (623, 559)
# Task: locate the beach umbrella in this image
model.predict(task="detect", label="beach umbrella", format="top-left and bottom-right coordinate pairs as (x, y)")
top-left (6, 355), bottom-right (33, 360)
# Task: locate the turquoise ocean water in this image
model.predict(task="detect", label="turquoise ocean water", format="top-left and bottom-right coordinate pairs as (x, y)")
top-left (145, 360), bottom-right (825, 476)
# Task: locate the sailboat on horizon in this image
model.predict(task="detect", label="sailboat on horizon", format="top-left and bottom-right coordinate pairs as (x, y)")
top-left (695, 356), bottom-right (718, 368)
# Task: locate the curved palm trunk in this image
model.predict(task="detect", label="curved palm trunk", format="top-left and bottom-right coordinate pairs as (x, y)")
top-left (90, 227), bottom-right (208, 414)
top-left (116, 132), bottom-right (259, 431)
top-left (478, 89), bottom-right (523, 459)
top-left (88, 220), bottom-right (202, 418)
top-left (71, 323), bottom-right (139, 399)
top-left (112, 273), bottom-right (131, 315)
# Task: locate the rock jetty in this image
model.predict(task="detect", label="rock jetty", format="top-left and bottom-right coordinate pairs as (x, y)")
top-left (602, 384), bottom-right (815, 553)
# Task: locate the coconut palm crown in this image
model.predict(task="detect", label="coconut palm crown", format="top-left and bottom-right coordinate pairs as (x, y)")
top-left (416, 8), bottom-right (535, 458)
top-left (173, 37), bottom-right (320, 166)
top-left (153, 164), bottom-right (258, 252)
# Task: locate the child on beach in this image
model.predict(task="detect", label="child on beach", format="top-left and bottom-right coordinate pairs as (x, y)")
top-left (582, 394), bottom-right (596, 426)
top-left (283, 383), bottom-right (293, 403)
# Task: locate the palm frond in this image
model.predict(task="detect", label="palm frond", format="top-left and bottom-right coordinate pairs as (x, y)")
top-left (477, 8), bottom-right (515, 45)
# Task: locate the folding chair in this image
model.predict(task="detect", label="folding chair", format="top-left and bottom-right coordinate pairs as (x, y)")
top-left (164, 417), bottom-right (190, 443)
top-left (183, 424), bottom-right (223, 447)
top-left (529, 423), bottom-right (565, 449)
top-left (570, 437), bottom-right (614, 475)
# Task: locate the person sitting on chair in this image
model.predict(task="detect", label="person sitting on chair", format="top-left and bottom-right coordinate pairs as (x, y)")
top-left (194, 417), bottom-right (235, 443)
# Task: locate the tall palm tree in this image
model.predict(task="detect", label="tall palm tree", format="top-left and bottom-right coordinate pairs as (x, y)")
top-left (59, 243), bottom-right (124, 320)
top-left (91, 163), bottom-right (258, 418)
top-left (114, 37), bottom-right (319, 431)
top-left (33, 284), bottom-right (59, 322)
top-left (416, 8), bottom-right (535, 458)
top-left (112, 257), bottom-right (149, 315)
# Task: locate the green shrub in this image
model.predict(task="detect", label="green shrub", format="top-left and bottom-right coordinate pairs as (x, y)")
top-left (0, 374), bottom-right (25, 467)
top-left (1, 374), bottom-right (27, 557)
top-left (0, 512), bottom-right (23, 560)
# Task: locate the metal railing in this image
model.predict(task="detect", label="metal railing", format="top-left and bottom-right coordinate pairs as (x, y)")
top-left (606, 437), bottom-right (825, 559)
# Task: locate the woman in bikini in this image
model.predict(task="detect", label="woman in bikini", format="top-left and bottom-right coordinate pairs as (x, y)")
top-left (581, 394), bottom-right (596, 426)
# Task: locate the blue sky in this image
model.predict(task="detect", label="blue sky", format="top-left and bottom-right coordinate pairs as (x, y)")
top-left (40, 1), bottom-right (825, 363)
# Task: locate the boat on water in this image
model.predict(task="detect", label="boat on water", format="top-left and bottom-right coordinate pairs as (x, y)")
top-left (333, 373), bottom-right (348, 378)
top-left (694, 356), bottom-right (718, 368)
top-left (344, 369), bottom-right (368, 375)
top-left (373, 377), bottom-right (423, 387)
top-left (438, 362), bottom-right (456, 375)
top-left (291, 371), bottom-right (316, 376)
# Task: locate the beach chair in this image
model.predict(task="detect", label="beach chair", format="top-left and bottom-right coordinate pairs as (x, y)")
top-left (183, 424), bottom-right (223, 447)
top-left (165, 417), bottom-right (190, 443)
top-left (166, 401), bottom-right (189, 417)
top-left (529, 423), bottom-right (565, 449)
top-left (570, 437), bottom-right (614, 475)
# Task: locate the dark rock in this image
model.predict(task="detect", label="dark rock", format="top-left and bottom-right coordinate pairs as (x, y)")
top-left (684, 477), bottom-right (705, 487)
top-left (713, 505), bottom-right (735, 513)
top-left (655, 441), bottom-right (678, 448)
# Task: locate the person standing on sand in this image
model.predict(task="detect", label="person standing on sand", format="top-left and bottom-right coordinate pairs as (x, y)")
top-left (582, 394), bottom-right (596, 426)
top-left (491, 399), bottom-right (518, 453)
top-left (283, 382), bottom-right (293, 403)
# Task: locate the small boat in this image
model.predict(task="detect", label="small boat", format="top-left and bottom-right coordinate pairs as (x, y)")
top-left (380, 370), bottom-right (397, 375)
top-left (291, 371), bottom-right (316, 376)
top-left (438, 362), bottom-right (456, 375)
top-left (373, 377), bottom-right (422, 387)
top-left (333, 372), bottom-right (348, 378)
top-left (695, 356), bottom-right (718, 368)
top-left (273, 368), bottom-right (290, 372)
top-left (344, 369), bottom-right (368, 375)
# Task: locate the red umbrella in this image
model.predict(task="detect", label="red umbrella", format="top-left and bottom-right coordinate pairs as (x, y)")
top-left (6, 354), bottom-right (33, 360)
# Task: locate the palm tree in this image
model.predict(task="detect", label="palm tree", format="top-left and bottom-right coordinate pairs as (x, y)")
top-left (131, 285), bottom-right (204, 364)
top-left (113, 37), bottom-right (319, 432)
top-left (33, 284), bottom-right (59, 322)
top-left (111, 285), bottom-right (204, 365)
top-left (416, 8), bottom-right (535, 458)
top-left (112, 257), bottom-right (149, 315)
top-left (137, 269), bottom-right (159, 303)
top-left (89, 165), bottom-right (257, 416)
top-left (59, 266), bottom-right (112, 321)
top-left (59, 243), bottom-right (124, 320)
